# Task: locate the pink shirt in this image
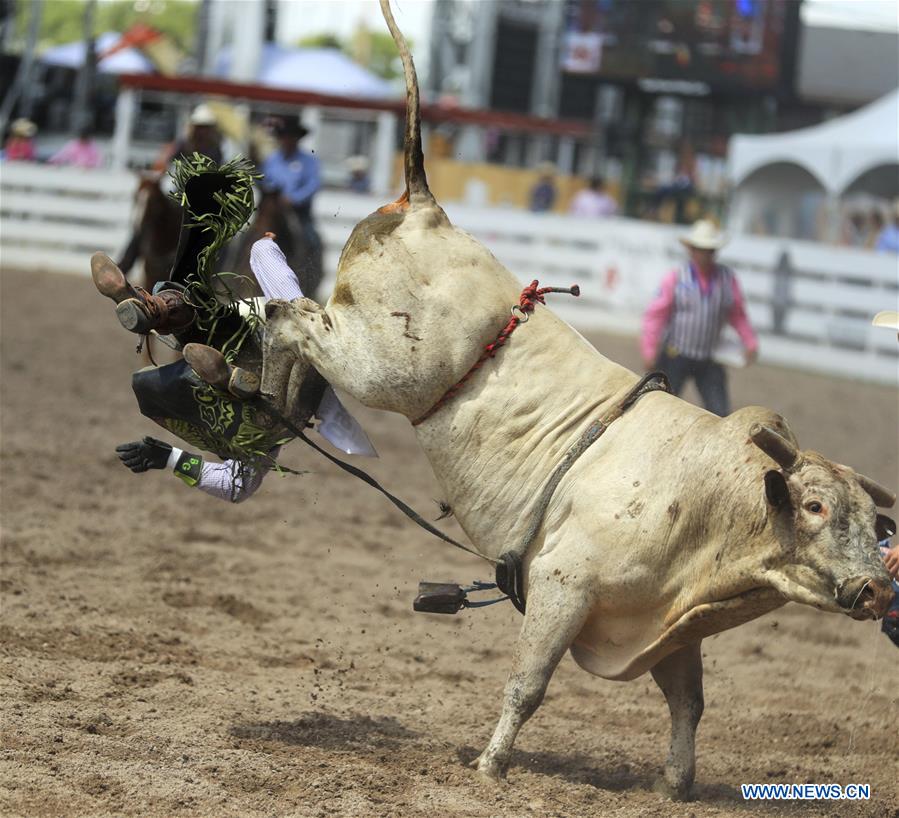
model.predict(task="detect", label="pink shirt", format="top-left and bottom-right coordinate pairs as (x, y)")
top-left (569, 189), bottom-right (618, 218)
top-left (641, 265), bottom-right (758, 363)
top-left (49, 139), bottom-right (102, 169)
top-left (4, 137), bottom-right (36, 161)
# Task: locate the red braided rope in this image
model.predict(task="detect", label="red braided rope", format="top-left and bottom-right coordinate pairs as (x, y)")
top-left (411, 280), bottom-right (579, 426)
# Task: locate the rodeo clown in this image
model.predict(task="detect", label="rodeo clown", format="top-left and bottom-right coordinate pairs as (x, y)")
top-left (91, 154), bottom-right (374, 503)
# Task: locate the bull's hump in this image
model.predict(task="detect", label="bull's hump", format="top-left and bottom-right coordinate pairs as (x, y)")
top-left (340, 203), bottom-right (449, 266)
top-left (339, 208), bottom-right (407, 268)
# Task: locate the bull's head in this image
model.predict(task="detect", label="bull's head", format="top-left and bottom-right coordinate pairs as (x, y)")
top-left (751, 424), bottom-right (896, 620)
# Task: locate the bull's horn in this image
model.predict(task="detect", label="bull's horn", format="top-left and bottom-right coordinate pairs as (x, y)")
top-left (749, 424), bottom-right (801, 472)
top-left (856, 473), bottom-right (897, 508)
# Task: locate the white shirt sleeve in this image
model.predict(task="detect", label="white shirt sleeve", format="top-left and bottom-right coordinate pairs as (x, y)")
top-left (250, 237), bottom-right (304, 300)
top-left (167, 446), bottom-right (280, 503)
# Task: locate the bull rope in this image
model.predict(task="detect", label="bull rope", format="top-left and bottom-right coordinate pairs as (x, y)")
top-left (411, 281), bottom-right (580, 426)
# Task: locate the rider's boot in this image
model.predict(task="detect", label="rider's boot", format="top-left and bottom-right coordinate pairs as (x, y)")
top-left (91, 252), bottom-right (138, 303)
top-left (116, 288), bottom-right (195, 336)
top-left (91, 251), bottom-right (195, 336)
top-left (182, 343), bottom-right (260, 399)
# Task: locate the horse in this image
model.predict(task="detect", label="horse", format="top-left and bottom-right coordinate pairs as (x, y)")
top-left (123, 171), bottom-right (183, 293)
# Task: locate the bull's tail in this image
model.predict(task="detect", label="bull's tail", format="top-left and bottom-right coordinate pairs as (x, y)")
top-left (379, 0), bottom-right (433, 204)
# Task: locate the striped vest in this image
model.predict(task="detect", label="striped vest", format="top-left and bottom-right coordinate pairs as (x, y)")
top-left (666, 263), bottom-right (735, 359)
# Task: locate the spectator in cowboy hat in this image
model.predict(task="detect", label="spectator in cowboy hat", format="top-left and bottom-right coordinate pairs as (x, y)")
top-left (117, 103), bottom-right (225, 275)
top-left (3, 118), bottom-right (37, 162)
top-left (641, 218), bottom-right (758, 416)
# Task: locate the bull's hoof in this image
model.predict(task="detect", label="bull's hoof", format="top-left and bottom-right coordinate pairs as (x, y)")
top-left (652, 776), bottom-right (693, 801)
top-left (470, 753), bottom-right (505, 783)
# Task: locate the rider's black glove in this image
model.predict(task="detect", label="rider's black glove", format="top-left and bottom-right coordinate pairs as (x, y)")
top-left (115, 437), bottom-right (173, 473)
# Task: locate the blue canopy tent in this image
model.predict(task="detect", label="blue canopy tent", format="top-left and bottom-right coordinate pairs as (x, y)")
top-left (40, 32), bottom-right (155, 74)
top-left (212, 44), bottom-right (393, 98)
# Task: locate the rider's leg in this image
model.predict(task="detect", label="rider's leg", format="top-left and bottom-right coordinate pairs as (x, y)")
top-left (182, 343), bottom-right (260, 400)
top-left (91, 252), bottom-right (195, 336)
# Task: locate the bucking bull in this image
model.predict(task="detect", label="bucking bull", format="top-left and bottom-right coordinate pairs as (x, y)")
top-left (247, 0), bottom-right (896, 800)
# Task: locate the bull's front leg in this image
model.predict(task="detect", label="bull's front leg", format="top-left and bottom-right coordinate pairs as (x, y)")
top-left (473, 556), bottom-right (595, 781)
top-left (650, 642), bottom-right (704, 800)
top-left (261, 299), bottom-right (325, 418)
top-left (263, 297), bottom-right (365, 417)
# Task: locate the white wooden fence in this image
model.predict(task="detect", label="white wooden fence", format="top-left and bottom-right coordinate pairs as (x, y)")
top-left (0, 163), bottom-right (135, 275)
top-left (2, 165), bottom-right (896, 385)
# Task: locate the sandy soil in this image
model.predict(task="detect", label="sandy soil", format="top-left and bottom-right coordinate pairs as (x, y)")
top-left (1, 267), bottom-right (897, 818)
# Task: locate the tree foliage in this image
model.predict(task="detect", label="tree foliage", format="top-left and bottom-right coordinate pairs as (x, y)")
top-left (15, 0), bottom-right (198, 53)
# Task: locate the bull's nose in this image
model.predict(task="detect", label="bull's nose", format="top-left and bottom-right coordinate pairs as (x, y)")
top-left (836, 577), bottom-right (894, 620)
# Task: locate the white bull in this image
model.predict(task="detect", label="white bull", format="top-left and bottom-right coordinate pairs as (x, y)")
top-left (256, 0), bottom-right (897, 799)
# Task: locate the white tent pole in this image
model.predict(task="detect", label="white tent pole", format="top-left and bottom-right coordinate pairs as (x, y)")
top-left (371, 111), bottom-right (396, 197)
top-left (303, 106), bottom-right (322, 156)
top-left (111, 88), bottom-right (137, 170)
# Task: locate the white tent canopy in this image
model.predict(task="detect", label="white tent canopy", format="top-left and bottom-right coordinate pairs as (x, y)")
top-left (39, 32), bottom-right (155, 75)
top-left (212, 44), bottom-right (394, 99)
top-left (728, 89), bottom-right (899, 240)
top-left (729, 89), bottom-right (899, 195)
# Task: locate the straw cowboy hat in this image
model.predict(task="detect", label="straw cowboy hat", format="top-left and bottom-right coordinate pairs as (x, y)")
top-left (872, 311), bottom-right (899, 331)
top-left (189, 104), bottom-right (218, 127)
top-left (10, 118), bottom-right (36, 138)
top-left (679, 219), bottom-right (727, 250)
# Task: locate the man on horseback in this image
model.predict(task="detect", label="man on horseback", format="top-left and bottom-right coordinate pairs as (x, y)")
top-left (118, 104), bottom-right (225, 277)
top-left (259, 116), bottom-right (324, 299)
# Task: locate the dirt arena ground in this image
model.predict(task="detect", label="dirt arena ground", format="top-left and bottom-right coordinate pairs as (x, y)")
top-left (1, 267), bottom-right (897, 818)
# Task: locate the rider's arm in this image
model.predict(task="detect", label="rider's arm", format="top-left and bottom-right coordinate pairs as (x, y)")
top-left (166, 446), bottom-right (280, 504)
top-left (281, 153), bottom-right (321, 208)
top-left (640, 269), bottom-right (677, 365)
top-left (727, 274), bottom-right (758, 355)
top-left (250, 236), bottom-right (304, 299)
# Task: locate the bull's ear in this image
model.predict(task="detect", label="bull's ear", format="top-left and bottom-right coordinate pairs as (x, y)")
top-left (764, 470), bottom-right (791, 509)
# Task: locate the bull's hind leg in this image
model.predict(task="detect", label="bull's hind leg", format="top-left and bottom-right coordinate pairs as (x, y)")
top-left (650, 642), bottom-right (704, 800)
top-left (474, 557), bottom-right (595, 781)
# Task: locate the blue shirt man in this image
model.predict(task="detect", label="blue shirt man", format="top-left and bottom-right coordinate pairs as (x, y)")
top-left (261, 118), bottom-right (321, 215)
top-left (262, 148), bottom-right (320, 211)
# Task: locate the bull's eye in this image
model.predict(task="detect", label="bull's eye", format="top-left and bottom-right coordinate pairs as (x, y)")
top-left (806, 501), bottom-right (824, 514)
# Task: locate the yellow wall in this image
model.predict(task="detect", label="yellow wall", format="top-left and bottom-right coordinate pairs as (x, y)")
top-left (390, 152), bottom-right (620, 213)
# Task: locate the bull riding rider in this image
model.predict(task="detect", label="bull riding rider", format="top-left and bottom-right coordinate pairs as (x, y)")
top-left (91, 156), bottom-right (374, 503)
top-left (641, 219), bottom-right (758, 417)
top-left (260, 116), bottom-right (323, 281)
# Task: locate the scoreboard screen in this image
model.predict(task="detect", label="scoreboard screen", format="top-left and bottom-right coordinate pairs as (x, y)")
top-left (561, 0), bottom-right (798, 93)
